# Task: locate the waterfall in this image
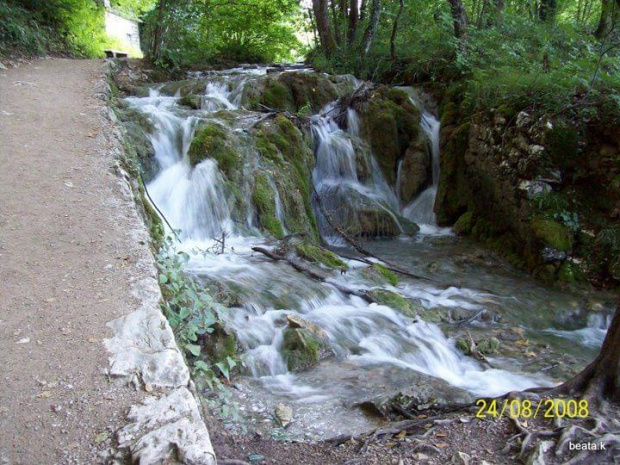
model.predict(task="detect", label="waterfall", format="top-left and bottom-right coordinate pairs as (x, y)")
top-left (311, 108), bottom-right (401, 240)
top-left (120, 69), bottom-right (584, 437)
top-left (402, 111), bottom-right (441, 226)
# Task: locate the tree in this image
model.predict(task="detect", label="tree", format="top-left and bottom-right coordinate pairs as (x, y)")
top-left (447, 0), bottom-right (468, 42)
top-left (359, 0), bottom-right (382, 58)
top-left (347, 0), bottom-right (359, 45)
top-left (538, 0), bottom-right (557, 22)
top-left (390, 0), bottom-right (404, 60)
top-left (313, 0), bottom-right (337, 56)
top-left (595, 0), bottom-right (620, 39)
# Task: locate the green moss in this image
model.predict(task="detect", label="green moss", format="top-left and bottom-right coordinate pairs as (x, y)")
top-left (252, 173), bottom-right (284, 238)
top-left (531, 216), bottom-right (572, 251)
top-left (546, 123), bottom-right (580, 170)
top-left (281, 328), bottom-right (327, 372)
top-left (179, 94), bottom-right (202, 109)
top-left (295, 243), bottom-right (347, 269)
top-left (373, 264), bottom-right (398, 286)
top-left (187, 123), bottom-right (238, 178)
top-left (535, 264), bottom-right (557, 282)
top-left (261, 79), bottom-right (294, 111)
top-left (368, 290), bottom-right (418, 318)
top-left (253, 117), bottom-right (319, 240)
top-left (202, 324), bottom-right (239, 367)
top-left (453, 211), bottom-right (474, 235)
top-left (361, 87), bottom-right (420, 184)
top-left (557, 261), bottom-right (586, 284)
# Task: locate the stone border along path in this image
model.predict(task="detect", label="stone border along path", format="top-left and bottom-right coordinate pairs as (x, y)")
top-left (0, 58), bottom-right (215, 464)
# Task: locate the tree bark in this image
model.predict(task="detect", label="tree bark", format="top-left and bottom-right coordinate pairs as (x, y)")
top-left (330, 0), bottom-right (342, 46)
top-left (360, 0), bottom-right (382, 58)
top-left (348, 0), bottom-right (359, 45)
top-left (313, 0), bottom-right (337, 56)
top-left (447, 0), bottom-right (468, 42)
top-left (390, 0), bottom-right (405, 60)
top-left (151, 0), bottom-right (167, 59)
top-left (538, 0), bottom-right (557, 22)
top-left (595, 0), bottom-right (620, 39)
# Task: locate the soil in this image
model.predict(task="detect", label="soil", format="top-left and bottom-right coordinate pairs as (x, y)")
top-left (0, 58), bottom-right (146, 463)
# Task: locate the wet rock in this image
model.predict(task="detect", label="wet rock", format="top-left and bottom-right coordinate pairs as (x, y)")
top-left (352, 366), bottom-right (473, 418)
top-left (531, 217), bottom-right (572, 252)
top-left (541, 247), bottom-right (566, 263)
top-left (519, 180), bottom-right (552, 199)
top-left (286, 314), bottom-right (329, 340)
top-left (281, 328), bottom-right (332, 372)
top-left (368, 290), bottom-right (421, 319)
top-left (399, 134), bottom-right (431, 204)
top-left (274, 403), bottom-right (293, 427)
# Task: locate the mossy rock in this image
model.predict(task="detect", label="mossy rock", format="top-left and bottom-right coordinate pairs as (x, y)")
top-left (261, 78), bottom-right (295, 112)
top-left (179, 94), bottom-right (202, 110)
top-left (368, 290), bottom-right (419, 318)
top-left (187, 123), bottom-right (239, 178)
top-left (281, 328), bottom-right (331, 372)
top-left (453, 211), bottom-right (474, 235)
top-left (201, 323), bottom-right (239, 366)
top-left (456, 337), bottom-right (500, 356)
top-left (253, 116), bottom-right (318, 240)
top-left (295, 242), bottom-right (347, 270)
top-left (252, 173), bottom-right (284, 239)
top-left (158, 79), bottom-right (206, 97)
top-left (360, 86), bottom-right (421, 184)
top-left (361, 264), bottom-right (399, 286)
top-left (531, 216), bottom-right (572, 251)
top-left (558, 261), bottom-right (587, 284)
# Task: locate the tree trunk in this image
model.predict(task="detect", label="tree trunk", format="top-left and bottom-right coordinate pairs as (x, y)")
top-left (538, 0), bottom-right (557, 22)
top-left (447, 0), bottom-right (468, 42)
top-left (330, 0), bottom-right (342, 46)
top-left (151, 0), bottom-right (167, 59)
top-left (348, 0), bottom-right (359, 45)
top-left (313, 0), bottom-right (337, 56)
top-left (595, 0), bottom-right (620, 39)
top-left (360, 0), bottom-right (367, 20)
top-left (360, 0), bottom-right (382, 58)
top-left (390, 0), bottom-right (405, 60)
top-left (548, 304), bottom-right (620, 403)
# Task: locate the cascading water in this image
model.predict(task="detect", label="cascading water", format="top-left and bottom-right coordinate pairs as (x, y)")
top-left (402, 112), bottom-right (441, 226)
top-left (122, 69), bottom-right (614, 438)
top-left (311, 107), bottom-right (402, 241)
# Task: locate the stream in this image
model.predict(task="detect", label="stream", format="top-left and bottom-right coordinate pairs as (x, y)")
top-left (123, 66), bottom-right (616, 440)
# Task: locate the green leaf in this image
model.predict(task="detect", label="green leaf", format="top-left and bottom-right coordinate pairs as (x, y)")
top-left (158, 274), bottom-right (168, 284)
top-left (185, 343), bottom-right (201, 357)
top-left (215, 362), bottom-right (230, 380)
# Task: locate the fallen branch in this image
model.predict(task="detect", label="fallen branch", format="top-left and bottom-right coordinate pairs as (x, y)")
top-left (251, 246), bottom-right (375, 303)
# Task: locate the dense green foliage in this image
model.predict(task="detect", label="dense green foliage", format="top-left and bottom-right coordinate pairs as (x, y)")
top-left (308, 0), bottom-right (620, 116)
top-left (0, 0), bottom-right (151, 58)
top-left (142, 0), bottom-right (303, 67)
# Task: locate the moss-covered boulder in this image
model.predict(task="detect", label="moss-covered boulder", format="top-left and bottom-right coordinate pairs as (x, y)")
top-left (361, 264), bottom-right (399, 286)
top-left (399, 133), bottom-right (431, 204)
top-left (179, 94), bottom-right (202, 110)
top-left (158, 79), bottom-right (207, 97)
top-left (252, 173), bottom-right (285, 238)
top-left (252, 115), bottom-right (318, 239)
top-left (359, 86), bottom-right (421, 185)
top-left (531, 217), bottom-right (572, 252)
top-left (242, 71), bottom-right (348, 114)
top-left (187, 123), bottom-right (239, 178)
top-left (200, 323), bottom-right (239, 366)
top-left (295, 242), bottom-right (347, 270)
top-left (453, 211), bottom-right (474, 235)
top-left (368, 290), bottom-right (419, 318)
top-left (281, 327), bottom-right (332, 372)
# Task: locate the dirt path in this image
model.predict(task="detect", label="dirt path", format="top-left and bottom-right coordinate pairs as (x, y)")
top-left (0, 58), bottom-right (152, 463)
